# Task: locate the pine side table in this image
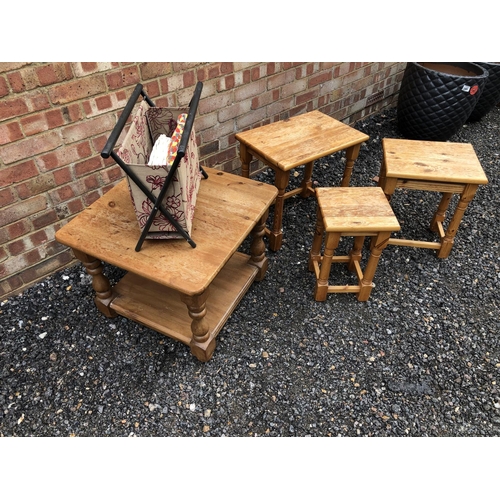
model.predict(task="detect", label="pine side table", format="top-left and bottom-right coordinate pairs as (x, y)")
top-left (378, 138), bottom-right (489, 258)
top-left (55, 168), bottom-right (277, 362)
top-left (235, 110), bottom-right (369, 251)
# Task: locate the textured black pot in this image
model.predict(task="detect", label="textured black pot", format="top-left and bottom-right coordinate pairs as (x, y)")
top-left (468, 62), bottom-right (500, 122)
top-left (397, 62), bottom-right (489, 141)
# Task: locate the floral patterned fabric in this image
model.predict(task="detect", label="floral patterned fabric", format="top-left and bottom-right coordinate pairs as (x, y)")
top-left (146, 106), bottom-right (188, 143)
top-left (116, 101), bottom-right (202, 240)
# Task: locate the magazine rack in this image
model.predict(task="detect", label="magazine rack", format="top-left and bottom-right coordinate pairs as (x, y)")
top-left (101, 82), bottom-right (207, 251)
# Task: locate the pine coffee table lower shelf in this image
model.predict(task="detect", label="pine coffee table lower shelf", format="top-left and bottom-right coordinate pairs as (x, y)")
top-left (111, 252), bottom-right (258, 349)
top-left (55, 168), bottom-right (277, 362)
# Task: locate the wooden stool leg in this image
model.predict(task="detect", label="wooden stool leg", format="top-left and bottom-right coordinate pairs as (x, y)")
top-left (181, 289), bottom-right (215, 362)
top-left (357, 231), bottom-right (390, 301)
top-left (308, 205), bottom-right (324, 272)
top-left (341, 143), bottom-right (361, 187)
top-left (249, 209), bottom-right (269, 281)
top-left (438, 184), bottom-right (478, 259)
top-left (300, 161), bottom-right (314, 198)
top-left (348, 236), bottom-right (365, 271)
top-left (240, 143), bottom-right (252, 178)
top-left (430, 192), bottom-right (453, 232)
top-left (314, 232), bottom-right (340, 301)
top-left (73, 249), bottom-right (117, 317)
top-left (269, 169), bottom-right (291, 251)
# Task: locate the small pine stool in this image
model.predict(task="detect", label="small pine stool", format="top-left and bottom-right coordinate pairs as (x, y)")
top-left (308, 187), bottom-right (401, 301)
top-left (378, 138), bottom-right (489, 258)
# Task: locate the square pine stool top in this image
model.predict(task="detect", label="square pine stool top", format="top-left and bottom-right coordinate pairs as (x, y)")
top-left (309, 187), bottom-right (400, 302)
top-left (236, 110), bottom-right (369, 251)
top-left (316, 186), bottom-right (402, 233)
top-left (379, 138), bottom-right (488, 258)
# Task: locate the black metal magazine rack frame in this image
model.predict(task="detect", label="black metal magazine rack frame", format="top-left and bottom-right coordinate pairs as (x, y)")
top-left (101, 82), bottom-right (207, 251)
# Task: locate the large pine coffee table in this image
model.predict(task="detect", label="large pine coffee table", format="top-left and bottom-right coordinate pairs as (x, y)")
top-left (55, 168), bottom-right (277, 362)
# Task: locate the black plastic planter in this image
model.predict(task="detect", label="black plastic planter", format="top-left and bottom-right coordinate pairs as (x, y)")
top-left (397, 62), bottom-right (489, 141)
top-left (468, 62), bottom-right (500, 122)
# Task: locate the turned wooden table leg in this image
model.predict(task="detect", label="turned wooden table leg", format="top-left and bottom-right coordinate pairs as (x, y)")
top-left (314, 232), bottom-right (340, 301)
top-left (240, 143), bottom-right (251, 178)
top-left (377, 167), bottom-right (398, 202)
top-left (348, 236), bottom-right (365, 272)
top-left (269, 169), bottom-right (291, 251)
top-left (300, 161), bottom-right (315, 198)
top-left (308, 205), bottom-right (324, 272)
top-left (72, 249), bottom-right (117, 317)
top-left (341, 143), bottom-right (361, 187)
top-left (438, 184), bottom-right (478, 259)
top-left (357, 231), bottom-right (391, 301)
top-left (430, 192), bottom-right (453, 232)
top-left (249, 209), bottom-right (269, 281)
top-left (181, 289), bottom-right (215, 362)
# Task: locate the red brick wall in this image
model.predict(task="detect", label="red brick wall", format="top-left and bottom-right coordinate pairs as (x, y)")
top-left (0, 62), bottom-right (406, 299)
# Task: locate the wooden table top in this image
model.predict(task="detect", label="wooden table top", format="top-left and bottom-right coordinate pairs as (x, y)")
top-left (235, 110), bottom-right (369, 171)
top-left (316, 187), bottom-right (401, 233)
top-left (383, 138), bottom-right (489, 185)
top-left (55, 168), bottom-right (277, 295)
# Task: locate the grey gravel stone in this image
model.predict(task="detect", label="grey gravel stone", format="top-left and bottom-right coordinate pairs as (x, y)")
top-left (1, 105), bottom-right (499, 437)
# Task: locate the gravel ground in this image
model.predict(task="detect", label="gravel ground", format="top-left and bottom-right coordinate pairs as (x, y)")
top-left (1, 105), bottom-right (499, 438)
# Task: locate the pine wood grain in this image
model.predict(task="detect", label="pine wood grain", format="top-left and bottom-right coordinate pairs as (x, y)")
top-left (383, 138), bottom-right (489, 184)
top-left (235, 110), bottom-right (369, 170)
top-left (56, 168), bottom-right (277, 296)
top-left (111, 252), bottom-right (257, 345)
top-left (316, 187), bottom-right (401, 233)
top-left (379, 138), bottom-right (488, 258)
top-left (236, 110), bottom-right (369, 251)
top-left (55, 168), bottom-right (277, 361)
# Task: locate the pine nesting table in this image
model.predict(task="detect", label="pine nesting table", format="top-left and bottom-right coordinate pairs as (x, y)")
top-left (236, 110), bottom-right (369, 251)
top-left (55, 168), bottom-right (277, 362)
top-left (378, 138), bottom-right (489, 258)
